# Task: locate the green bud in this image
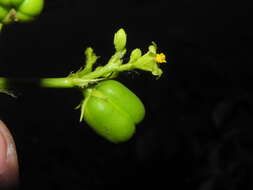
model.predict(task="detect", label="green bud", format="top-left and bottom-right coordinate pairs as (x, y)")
top-left (85, 47), bottom-right (98, 66)
top-left (148, 45), bottom-right (156, 54)
top-left (113, 28), bottom-right (127, 51)
top-left (129, 48), bottom-right (142, 63)
top-left (76, 47), bottom-right (99, 76)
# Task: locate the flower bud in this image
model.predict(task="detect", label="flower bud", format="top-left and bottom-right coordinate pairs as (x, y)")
top-left (129, 48), bottom-right (142, 63)
top-left (113, 28), bottom-right (127, 52)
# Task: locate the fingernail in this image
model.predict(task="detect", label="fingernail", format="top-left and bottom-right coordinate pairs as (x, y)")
top-left (0, 130), bottom-right (7, 174)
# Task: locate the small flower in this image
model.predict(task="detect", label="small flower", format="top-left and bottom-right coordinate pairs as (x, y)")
top-left (132, 46), bottom-right (163, 77)
top-left (155, 53), bottom-right (166, 63)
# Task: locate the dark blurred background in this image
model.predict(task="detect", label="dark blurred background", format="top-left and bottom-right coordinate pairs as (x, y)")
top-left (1, 0), bottom-right (253, 189)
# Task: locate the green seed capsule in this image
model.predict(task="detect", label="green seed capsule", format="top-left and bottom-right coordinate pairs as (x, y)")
top-left (17, 0), bottom-right (43, 16)
top-left (0, 6), bottom-right (9, 21)
top-left (0, 0), bottom-right (44, 23)
top-left (82, 80), bottom-right (145, 143)
top-left (0, 0), bottom-right (13, 7)
top-left (15, 0), bottom-right (44, 22)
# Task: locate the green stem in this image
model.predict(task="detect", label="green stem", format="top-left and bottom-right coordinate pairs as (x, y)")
top-left (0, 57), bottom-right (140, 91)
top-left (40, 77), bottom-right (105, 88)
top-left (0, 77), bottom-right (103, 89)
top-left (0, 77), bottom-right (16, 96)
top-left (81, 62), bottom-right (132, 79)
top-left (0, 63), bottom-right (134, 91)
top-left (40, 77), bottom-right (74, 88)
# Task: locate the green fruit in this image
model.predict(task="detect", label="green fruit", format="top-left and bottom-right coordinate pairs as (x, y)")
top-left (0, 6), bottom-right (9, 21)
top-left (82, 80), bottom-right (145, 143)
top-left (17, 0), bottom-right (43, 16)
top-left (10, 0), bottom-right (23, 7)
top-left (0, 0), bottom-right (12, 7)
top-left (15, 0), bottom-right (44, 22)
top-left (0, 0), bottom-right (44, 23)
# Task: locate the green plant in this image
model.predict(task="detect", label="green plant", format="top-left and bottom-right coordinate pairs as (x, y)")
top-left (40, 28), bottom-right (166, 143)
top-left (0, 1), bottom-right (167, 143)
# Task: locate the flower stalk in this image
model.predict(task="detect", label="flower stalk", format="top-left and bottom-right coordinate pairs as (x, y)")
top-left (1, 29), bottom-right (166, 93)
top-left (40, 29), bottom-right (166, 89)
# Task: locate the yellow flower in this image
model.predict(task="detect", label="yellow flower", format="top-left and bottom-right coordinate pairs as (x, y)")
top-left (155, 53), bottom-right (166, 63)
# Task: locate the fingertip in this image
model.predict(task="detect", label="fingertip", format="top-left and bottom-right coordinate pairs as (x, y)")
top-left (0, 120), bottom-right (19, 190)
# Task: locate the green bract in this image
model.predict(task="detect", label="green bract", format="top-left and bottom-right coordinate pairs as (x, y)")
top-left (0, 0), bottom-right (44, 23)
top-left (80, 80), bottom-right (145, 143)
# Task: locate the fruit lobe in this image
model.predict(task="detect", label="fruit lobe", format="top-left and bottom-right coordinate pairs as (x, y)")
top-left (82, 80), bottom-right (145, 143)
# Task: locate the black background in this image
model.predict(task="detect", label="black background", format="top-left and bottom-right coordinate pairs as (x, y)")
top-left (1, 0), bottom-right (253, 189)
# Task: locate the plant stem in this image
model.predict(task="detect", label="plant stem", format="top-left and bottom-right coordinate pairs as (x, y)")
top-left (40, 77), bottom-right (74, 88)
top-left (1, 77), bottom-right (73, 89)
top-left (40, 77), bottom-right (106, 88)
top-left (0, 62), bottom-right (134, 90)
top-left (81, 63), bottom-right (132, 79)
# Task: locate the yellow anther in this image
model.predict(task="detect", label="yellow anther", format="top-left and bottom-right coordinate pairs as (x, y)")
top-left (155, 53), bottom-right (166, 63)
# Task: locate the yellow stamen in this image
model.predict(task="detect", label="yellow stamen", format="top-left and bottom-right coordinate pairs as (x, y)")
top-left (155, 53), bottom-right (166, 63)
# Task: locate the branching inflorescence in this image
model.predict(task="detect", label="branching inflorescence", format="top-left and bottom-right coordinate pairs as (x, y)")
top-left (40, 28), bottom-right (166, 143)
top-left (0, 0), bottom-right (167, 143)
